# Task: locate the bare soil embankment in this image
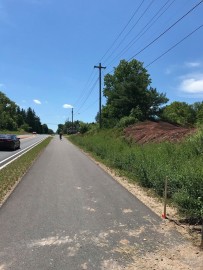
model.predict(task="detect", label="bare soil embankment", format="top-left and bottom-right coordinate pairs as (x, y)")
top-left (124, 120), bottom-right (196, 144)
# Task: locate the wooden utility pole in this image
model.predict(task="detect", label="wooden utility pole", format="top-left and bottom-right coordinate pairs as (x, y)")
top-left (94, 63), bottom-right (106, 128)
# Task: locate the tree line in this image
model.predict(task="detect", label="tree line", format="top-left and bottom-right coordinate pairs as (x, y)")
top-left (58, 59), bottom-right (203, 134)
top-left (0, 91), bottom-right (53, 134)
top-left (3, 59), bottom-right (202, 135)
top-left (97, 59), bottom-right (203, 129)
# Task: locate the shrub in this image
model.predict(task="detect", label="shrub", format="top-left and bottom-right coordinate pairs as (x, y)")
top-left (117, 116), bottom-right (137, 128)
top-left (79, 123), bottom-right (90, 134)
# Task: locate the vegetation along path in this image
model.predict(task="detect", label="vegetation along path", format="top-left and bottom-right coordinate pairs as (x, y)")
top-left (0, 136), bottom-right (202, 269)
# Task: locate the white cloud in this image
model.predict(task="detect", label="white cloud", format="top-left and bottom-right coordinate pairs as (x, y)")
top-left (179, 73), bottom-right (203, 94)
top-left (165, 61), bottom-right (202, 75)
top-left (33, 99), bottom-right (41, 104)
top-left (63, 104), bottom-right (73, 109)
top-left (185, 62), bottom-right (201, 68)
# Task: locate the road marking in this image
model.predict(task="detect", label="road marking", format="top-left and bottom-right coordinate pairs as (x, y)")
top-left (0, 138), bottom-right (46, 170)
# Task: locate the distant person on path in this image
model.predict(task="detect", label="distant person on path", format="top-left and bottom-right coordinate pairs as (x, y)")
top-left (59, 132), bottom-right (62, 140)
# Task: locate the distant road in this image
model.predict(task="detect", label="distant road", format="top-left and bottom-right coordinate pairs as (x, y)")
top-left (0, 134), bottom-right (49, 169)
top-left (0, 136), bottom-right (187, 269)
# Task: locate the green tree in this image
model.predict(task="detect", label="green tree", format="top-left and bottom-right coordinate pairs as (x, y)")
top-left (102, 59), bottom-right (168, 126)
top-left (20, 123), bottom-right (31, 132)
top-left (34, 116), bottom-right (42, 134)
top-left (20, 108), bottom-right (27, 123)
top-left (79, 122), bottom-right (90, 134)
top-left (0, 91), bottom-right (50, 133)
top-left (161, 101), bottom-right (196, 126)
top-left (16, 107), bottom-right (25, 127)
top-left (42, 124), bottom-right (49, 134)
top-left (193, 102), bottom-right (203, 125)
top-left (57, 124), bottom-right (64, 134)
top-left (26, 108), bottom-right (41, 132)
top-left (64, 120), bottom-right (73, 133)
top-left (48, 129), bottom-right (54, 134)
top-left (0, 91), bottom-right (19, 130)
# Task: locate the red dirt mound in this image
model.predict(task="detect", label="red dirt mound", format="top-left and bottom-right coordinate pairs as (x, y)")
top-left (124, 121), bottom-right (196, 144)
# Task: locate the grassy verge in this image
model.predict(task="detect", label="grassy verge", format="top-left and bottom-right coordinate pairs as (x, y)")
top-left (0, 137), bottom-right (52, 204)
top-left (68, 129), bottom-right (203, 223)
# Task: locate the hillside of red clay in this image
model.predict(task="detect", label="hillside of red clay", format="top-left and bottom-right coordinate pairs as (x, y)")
top-left (124, 120), bottom-right (196, 144)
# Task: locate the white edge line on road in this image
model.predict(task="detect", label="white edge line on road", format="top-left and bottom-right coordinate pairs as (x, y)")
top-left (0, 138), bottom-right (46, 165)
top-left (0, 138), bottom-right (46, 170)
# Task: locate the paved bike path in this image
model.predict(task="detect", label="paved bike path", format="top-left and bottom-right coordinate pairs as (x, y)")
top-left (0, 136), bottom-right (187, 269)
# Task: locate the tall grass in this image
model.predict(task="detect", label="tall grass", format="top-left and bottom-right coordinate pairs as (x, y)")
top-left (68, 129), bottom-right (203, 222)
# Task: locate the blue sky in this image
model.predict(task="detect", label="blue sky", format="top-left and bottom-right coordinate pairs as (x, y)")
top-left (0, 0), bottom-right (203, 132)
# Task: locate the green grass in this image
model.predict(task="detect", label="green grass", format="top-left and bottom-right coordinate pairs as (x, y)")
top-left (0, 137), bottom-right (52, 204)
top-left (68, 128), bottom-right (203, 222)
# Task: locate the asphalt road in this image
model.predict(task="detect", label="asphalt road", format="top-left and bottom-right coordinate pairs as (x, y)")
top-left (0, 135), bottom-right (49, 164)
top-left (0, 136), bottom-right (186, 269)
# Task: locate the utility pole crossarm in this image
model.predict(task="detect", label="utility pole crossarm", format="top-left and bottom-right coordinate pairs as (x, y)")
top-left (94, 64), bottom-right (106, 69)
top-left (94, 63), bottom-right (106, 129)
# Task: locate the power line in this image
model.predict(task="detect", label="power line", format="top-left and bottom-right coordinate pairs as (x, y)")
top-left (75, 78), bottom-right (99, 114)
top-left (106, 0), bottom-right (175, 67)
top-left (128, 0), bottom-right (203, 61)
top-left (145, 23), bottom-right (203, 68)
top-left (75, 1), bottom-right (202, 120)
top-left (100, 0), bottom-right (145, 63)
top-left (79, 98), bottom-right (99, 114)
top-left (73, 68), bottom-right (96, 107)
top-left (104, 0), bottom-right (155, 65)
